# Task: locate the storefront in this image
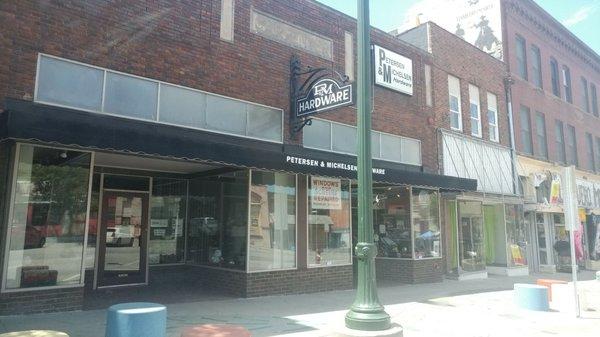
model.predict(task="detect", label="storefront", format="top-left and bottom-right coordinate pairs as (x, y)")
top-left (440, 131), bottom-right (527, 279)
top-left (0, 56), bottom-right (475, 314)
top-left (575, 173), bottom-right (600, 271)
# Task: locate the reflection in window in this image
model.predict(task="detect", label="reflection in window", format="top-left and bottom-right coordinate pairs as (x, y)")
top-left (373, 186), bottom-right (412, 258)
top-left (308, 177), bottom-right (351, 267)
top-left (5, 145), bottom-right (91, 289)
top-left (249, 171), bottom-right (296, 271)
top-left (458, 201), bottom-right (485, 272)
top-left (505, 204), bottom-right (527, 267)
top-left (150, 179), bottom-right (187, 264)
top-left (186, 172), bottom-right (248, 270)
top-left (412, 189), bottom-right (440, 259)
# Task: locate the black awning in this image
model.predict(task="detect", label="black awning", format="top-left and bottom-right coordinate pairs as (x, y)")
top-left (1, 99), bottom-right (477, 191)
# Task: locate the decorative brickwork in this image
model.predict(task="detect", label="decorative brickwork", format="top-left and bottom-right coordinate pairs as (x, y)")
top-left (376, 258), bottom-right (444, 284)
top-left (0, 287), bottom-right (84, 315)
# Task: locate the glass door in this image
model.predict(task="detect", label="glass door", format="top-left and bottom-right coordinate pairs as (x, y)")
top-left (458, 201), bottom-right (485, 272)
top-left (97, 191), bottom-right (149, 287)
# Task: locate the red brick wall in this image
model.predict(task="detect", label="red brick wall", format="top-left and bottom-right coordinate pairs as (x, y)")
top-left (0, 0), bottom-right (440, 172)
top-left (427, 23), bottom-right (510, 148)
top-left (503, 0), bottom-right (600, 172)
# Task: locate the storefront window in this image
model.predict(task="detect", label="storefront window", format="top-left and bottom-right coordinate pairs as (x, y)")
top-left (458, 201), bottom-right (485, 272)
top-left (586, 214), bottom-right (600, 262)
top-left (186, 171), bottom-right (248, 270)
top-left (373, 186), bottom-right (412, 258)
top-left (308, 177), bottom-right (351, 267)
top-left (4, 145), bottom-right (91, 289)
top-left (249, 171), bottom-right (296, 271)
top-left (84, 173), bottom-right (101, 270)
top-left (149, 178), bottom-right (187, 264)
top-left (483, 204), bottom-right (506, 266)
top-left (412, 188), bottom-right (441, 258)
top-left (505, 204), bottom-right (528, 267)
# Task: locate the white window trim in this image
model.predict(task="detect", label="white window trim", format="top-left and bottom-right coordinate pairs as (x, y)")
top-left (469, 85), bottom-right (482, 138)
top-left (34, 53), bottom-right (284, 144)
top-left (448, 76), bottom-right (462, 132)
top-left (488, 108), bottom-right (499, 142)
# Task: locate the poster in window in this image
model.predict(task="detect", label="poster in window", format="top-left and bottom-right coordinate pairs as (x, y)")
top-left (311, 176), bottom-right (342, 210)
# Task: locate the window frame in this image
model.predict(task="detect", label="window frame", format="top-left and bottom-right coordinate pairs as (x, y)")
top-left (530, 44), bottom-right (543, 89)
top-left (581, 77), bottom-right (590, 113)
top-left (585, 133), bottom-right (595, 172)
top-left (515, 35), bottom-right (528, 80)
top-left (246, 170), bottom-right (299, 273)
top-left (550, 58), bottom-right (561, 98)
top-left (555, 120), bottom-right (567, 164)
top-left (448, 75), bottom-right (463, 132)
top-left (535, 111), bottom-right (548, 159)
top-left (487, 92), bottom-right (499, 142)
top-left (306, 177), bottom-right (353, 268)
top-left (562, 65), bottom-right (572, 103)
top-left (1, 143), bottom-right (95, 293)
top-left (591, 83), bottom-right (599, 117)
top-left (519, 105), bottom-right (533, 155)
top-left (469, 84), bottom-right (482, 138)
top-left (565, 124), bottom-right (579, 167)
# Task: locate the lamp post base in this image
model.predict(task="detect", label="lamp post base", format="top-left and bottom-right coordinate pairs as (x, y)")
top-left (345, 308), bottom-right (392, 331)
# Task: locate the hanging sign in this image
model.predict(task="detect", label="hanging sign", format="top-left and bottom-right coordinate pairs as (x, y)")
top-left (373, 45), bottom-right (413, 96)
top-left (311, 176), bottom-right (342, 210)
top-left (295, 78), bottom-right (354, 118)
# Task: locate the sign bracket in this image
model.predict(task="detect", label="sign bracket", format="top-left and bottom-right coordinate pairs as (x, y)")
top-left (290, 55), bottom-right (352, 137)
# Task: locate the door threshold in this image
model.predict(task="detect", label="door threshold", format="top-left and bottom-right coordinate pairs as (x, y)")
top-left (96, 282), bottom-right (148, 290)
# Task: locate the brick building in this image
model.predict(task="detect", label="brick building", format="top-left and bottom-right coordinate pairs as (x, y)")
top-left (394, 0), bottom-right (600, 275)
top-left (399, 22), bottom-right (526, 280)
top-left (0, 0), bottom-right (475, 315)
top-left (503, 0), bottom-right (600, 273)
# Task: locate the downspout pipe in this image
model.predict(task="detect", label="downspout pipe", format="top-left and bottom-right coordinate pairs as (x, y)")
top-left (504, 76), bottom-right (519, 195)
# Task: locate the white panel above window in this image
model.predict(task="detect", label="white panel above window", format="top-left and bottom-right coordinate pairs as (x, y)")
top-left (304, 119), bottom-right (421, 166)
top-left (34, 54), bottom-right (283, 143)
top-left (36, 56), bottom-right (104, 111)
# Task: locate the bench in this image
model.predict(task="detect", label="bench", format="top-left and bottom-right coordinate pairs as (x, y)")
top-left (180, 324), bottom-right (251, 337)
top-left (514, 283), bottom-right (549, 311)
top-left (106, 302), bottom-right (167, 337)
top-left (536, 279), bottom-right (567, 301)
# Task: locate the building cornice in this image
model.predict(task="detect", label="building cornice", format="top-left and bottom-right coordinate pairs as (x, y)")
top-left (504, 0), bottom-right (600, 74)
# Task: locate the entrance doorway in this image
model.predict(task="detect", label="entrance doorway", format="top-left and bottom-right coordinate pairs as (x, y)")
top-left (97, 191), bottom-right (149, 287)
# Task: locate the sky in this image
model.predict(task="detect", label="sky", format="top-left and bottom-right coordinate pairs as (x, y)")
top-left (314, 0), bottom-right (600, 54)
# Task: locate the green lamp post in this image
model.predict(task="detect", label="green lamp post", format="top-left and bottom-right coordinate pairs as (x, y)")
top-left (345, 0), bottom-right (391, 331)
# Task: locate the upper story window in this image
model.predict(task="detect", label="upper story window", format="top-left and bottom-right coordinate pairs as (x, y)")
top-left (303, 119), bottom-right (422, 166)
top-left (448, 75), bottom-right (462, 131)
top-left (566, 124), bottom-right (578, 166)
top-left (35, 54), bottom-right (283, 143)
top-left (519, 105), bottom-right (533, 155)
top-left (550, 58), bottom-right (561, 98)
top-left (468, 84), bottom-right (482, 138)
top-left (586, 133), bottom-right (595, 172)
top-left (535, 111), bottom-right (548, 159)
top-left (562, 65), bottom-right (572, 103)
top-left (487, 92), bottom-right (499, 142)
top-left (591, 83), bottom-right (599, 117)
top-left (555, 120), bottom-right (567, 164)
top-left (515, 35), bottom-right (528, 80)
top-left (581, 77), bottom-right (591, 113)
top-left (596, 137), bottom-right (600, 172)
top-left (530, 44), bottom-right (542, 89)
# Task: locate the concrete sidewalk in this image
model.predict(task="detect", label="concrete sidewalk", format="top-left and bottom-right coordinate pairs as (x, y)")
top-left (0, 272), bottom-right (597, 337)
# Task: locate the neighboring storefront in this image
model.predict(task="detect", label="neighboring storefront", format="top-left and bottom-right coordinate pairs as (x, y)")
top-left (441, 131), bottom-right (527, 279)
top-left (0, 54), bottom-right (476, 315)
top-left (575, 172), bottom-right (600, 271)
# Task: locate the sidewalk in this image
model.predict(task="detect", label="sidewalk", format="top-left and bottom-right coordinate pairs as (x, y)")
top-left (0, 272), bottom-right (597, 337)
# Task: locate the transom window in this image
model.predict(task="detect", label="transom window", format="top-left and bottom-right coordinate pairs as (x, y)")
top-left (35, 54), bottom-right (283, 143)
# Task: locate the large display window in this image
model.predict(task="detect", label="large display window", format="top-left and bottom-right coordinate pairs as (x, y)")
top-left (186, 171), bottom-right (248, 270)
top-left (149, 178), bottom-right (187, 264)
top-left (307, 177), bottom-right (352, 267)
top-left (411, 188), bottom-right (441, 258)
top-left (248, 171), bottom-right (296, 272)
top-left (372, 186), bottom-right (412, 258)
top-left (505, 204), bottom-right (527, 267)
top-left (3, 144), bottom-right (92, 289)
top-left (458, 201), bottom-right (485, 272)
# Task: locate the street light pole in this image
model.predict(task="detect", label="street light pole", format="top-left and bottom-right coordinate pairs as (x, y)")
top-left (345, 0), bottom-right (391, 331)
